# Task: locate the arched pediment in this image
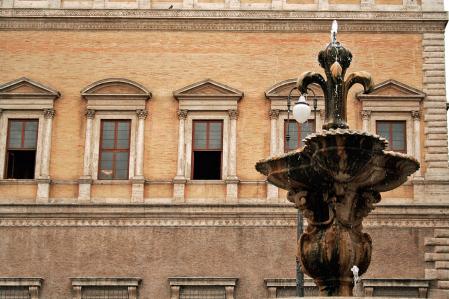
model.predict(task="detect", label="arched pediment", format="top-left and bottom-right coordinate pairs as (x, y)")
top-left (173, 79), bottom-right (243, 101)
top-left (357, 79), bottom-right (425, 100)
top-left (265, 79), bottom-right (324, 100)
top-left (81, 78), bottom-right (151, 111)
top-left (81, 78), bottom-right (152, 99)
top-left (0, 77), bottom-right (60, 110)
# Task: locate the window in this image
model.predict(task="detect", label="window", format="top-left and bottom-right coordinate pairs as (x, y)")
top-left (5, 119), bottom-right (38, 179)
top-left (284, 120), bottom-right (315, 152)
top-left (71, 278), bottom-right (141, 299)
top-left (169, 277), bottom-right (238, 299)
top-left (180, 286), bottom-right (226, 299)
top-left (376, 121), bottom-right (406, 153)
top-left (192, 120), bottom-right (223, 180)
top-left (0, 278), bottom-right (42, 299)
top-left (99, 120), bottom-right (131, 180)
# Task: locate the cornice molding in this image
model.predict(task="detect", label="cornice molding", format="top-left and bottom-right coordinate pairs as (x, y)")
top-left (0, 204), bottom-right (448, 228)
top-left (0, 9), bottom-right (446, 32)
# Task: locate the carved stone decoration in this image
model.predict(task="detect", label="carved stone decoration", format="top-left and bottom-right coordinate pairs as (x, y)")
top-left (361, 110), bottom-right (371, 120)
top-left (228, 109), bottom-right (239, 120)
top-left (411, 110), bottom-right (420, 120)
top-left (85, 109), bottom-right (96, 119)
top-left (43, 108), bottom-right (56, 119)
top-left (256, 26), bottom-right (420, 297)
top-left (177, 109), bottom-right (188, 120)
top-left (136, 109), bottom-right (148, 119)
top-left (269, 109), bottom-right (280, 119)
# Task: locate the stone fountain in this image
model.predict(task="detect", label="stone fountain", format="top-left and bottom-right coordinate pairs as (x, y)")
top-left (255, 21), bottom-right (419, 296)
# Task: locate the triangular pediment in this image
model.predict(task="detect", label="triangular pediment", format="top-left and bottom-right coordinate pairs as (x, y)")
top-left (0, 77), bottom-right (60, 99)
top-left (265, 79), bottom-right (324, 100)
top-left (358, 80), bottom-right (425, 100)
top-left (81, 78), bottom-right (151, 98)
top-left (173, 79), bottom-right (243, 100)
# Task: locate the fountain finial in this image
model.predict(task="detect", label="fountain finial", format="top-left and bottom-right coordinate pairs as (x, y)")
top-left (331, 20), bottom-right (338, 43)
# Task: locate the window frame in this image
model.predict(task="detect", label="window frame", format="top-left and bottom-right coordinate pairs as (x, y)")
top-left (0, 278), bottom-right (43, 299)
top-left (0, 111), bottom-right (45, 180)
top-left (184, 112), bottom-right (229, 181)
top-left (71, 277), bottom-right (141, 299)
top-left (375, 120), bottom-right (407, 153)
top-left (168, 277), bottom-right (238, 299)
top-left (191, 120), bottom-right (224, 180)
top-left (5, 119), bottom-right (39, 179)
top-left (98, 119), bottom-right (131, 180)
top-left (369, 114), bottom-right (412, 155)
top-left (91, 112), bottom-right (137, 181)
top-left (283, 119), bottom-right (316, 152)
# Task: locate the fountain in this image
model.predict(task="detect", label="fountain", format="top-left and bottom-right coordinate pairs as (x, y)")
top-left (255, 21), bottom-right (419, 296)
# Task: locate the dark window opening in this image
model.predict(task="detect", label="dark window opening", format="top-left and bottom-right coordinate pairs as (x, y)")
top-left (284, 119), bottom-right (315, 152)
top-left (192, 120), bottom-right (223, 180)
top-left (193, 151), bottom-right (222, 180)
top-left (5, 119), bottom-right (38, 179)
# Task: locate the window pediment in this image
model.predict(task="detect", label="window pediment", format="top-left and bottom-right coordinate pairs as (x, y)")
top-left (0, 77), bottom-right (60, 110)
top-left (174, 79), bottom-right (243, 111)
top-left (357, 80), bottom-right (424, 112)
top-left (81, 78), bottom-right (151, 111)
top-left (265, 79), bottom-right (324, 112)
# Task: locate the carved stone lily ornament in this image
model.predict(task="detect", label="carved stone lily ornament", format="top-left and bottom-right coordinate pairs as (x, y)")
top-left (256, 21), bottom-right (419, 296)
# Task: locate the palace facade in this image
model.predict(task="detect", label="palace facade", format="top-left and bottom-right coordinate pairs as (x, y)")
top-left (0, 0), bottom-right (448, 298)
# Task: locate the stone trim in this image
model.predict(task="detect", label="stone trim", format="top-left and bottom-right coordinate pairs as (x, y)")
top-left (0, 278), bottom-right (43, 299)
top-left (422, 33), bottom-right (449, 179)
top-left (0, 11), bottom-right (446, 32)
top-left (71, 277), bottom-right (141, 299)
top-left (169, 277), bottom-right (238, 299)
top-left (0, 204), bottom-right (448, 228)
top-left (362, 278), bottom-right (430, 297)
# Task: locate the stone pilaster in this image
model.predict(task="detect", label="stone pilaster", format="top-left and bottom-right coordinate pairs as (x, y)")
top-left (267, 109), bottom-right (280, 201)
top-left (361, 110), bottom-right (371, 132)
top-left (411, 110), bottom-right (422, 177)
top-left (422, 33), bottom-right (449, 179)
top-left (36, 108), bottom-right (55, 203)
top-left (78, 109), bottom-right (95, 202)
top-left (174, 109), bottom-right (188, 202)
top-left (132, 109), bottom-right (148, 203)
top-left (226, 109), bottom-right (239, 202)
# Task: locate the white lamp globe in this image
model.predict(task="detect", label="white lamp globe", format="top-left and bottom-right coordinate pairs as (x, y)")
top-left (292, 95), bottom-right (311, 124)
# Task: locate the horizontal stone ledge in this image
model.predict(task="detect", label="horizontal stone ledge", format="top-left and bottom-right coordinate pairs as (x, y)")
top-left (422, 89), bottom-right (446, 95)
top-left (424, 70), bottom-right (446, 77)
top-left (425, 154), bottom-right (449, 162)
top-left (424, 114), bottom-right (447, 121)
top-left (423, 40), bottom-right (445, 46)
top-left (425, 253), bottom-right (449, 261)
top-left (438, 280), bottom-right (449, 289)
top-left (423, 46), bottom-right (445, 52)
top-left (423, 121), bottom-right (449, 127)
top-left (423, 64), bottom-right (446, 71)
top-left (423, 101), bottom-right (447, 109)
top-left (426, 147), bottom-right (449, 154)
top-left (423, 33), bottom-right (445, 39)
top-left (426, 161), bottom-right (449, 168)
top-left (435, 246), bottom-right (449, 253)
top-left (435, 229), bottom-right (449, 238)
top-left (423, 52), bottom-right (445, 58)
top-left (423, 58), bottom-right (445, 64)
top-left (425, 238), bottom-right (449, 246)
top-left (425, 269), bottom-right (437, 279)
top-left (424, 108), bottom-right (447, 114)
top-left (423, 77), bottom-right (446, 84)
top-left (436, 261), bottom-right (449, 269)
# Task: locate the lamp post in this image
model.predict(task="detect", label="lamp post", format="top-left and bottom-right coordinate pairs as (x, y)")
top-left (286, 86), bottom-right (317, 298)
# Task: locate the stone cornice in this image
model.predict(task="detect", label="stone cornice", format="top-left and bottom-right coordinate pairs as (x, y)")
top-left (0, 9), bottom-right (446, 32)
top-left (0, 203), bottom-right (448, 228)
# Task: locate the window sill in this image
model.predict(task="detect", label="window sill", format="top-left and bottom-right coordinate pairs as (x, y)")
top-left (93, 180), bottom-right (131, 185)
top-left (0, 179), bottom-right (37, 185)
top-left (186, 180), bottom-right (225, 185)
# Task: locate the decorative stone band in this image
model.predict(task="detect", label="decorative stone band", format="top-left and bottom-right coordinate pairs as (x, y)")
top-left (0, 10), bottom-right (446, 32)
top-left (0, 204), bottom-right (448, 228)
